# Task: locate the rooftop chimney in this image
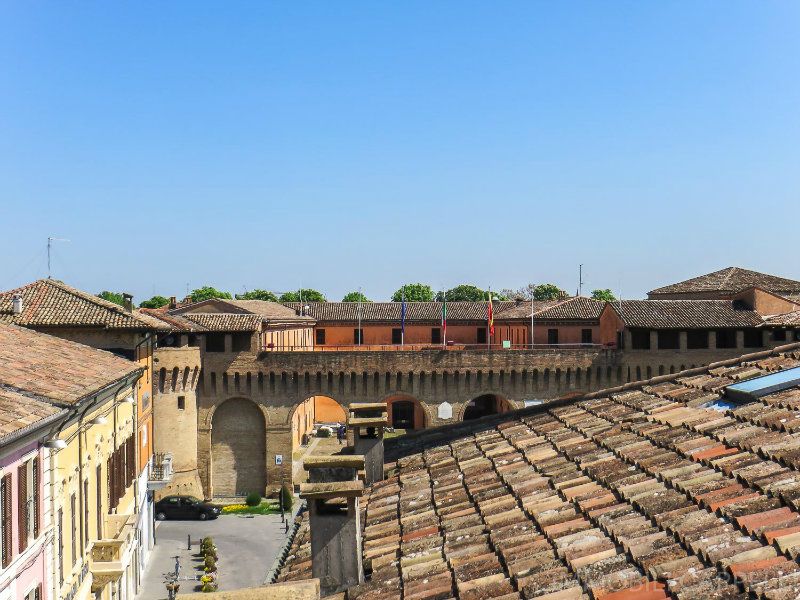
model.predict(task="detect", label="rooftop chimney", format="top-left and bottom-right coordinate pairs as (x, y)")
top-left (169, 296), bottom-right (177, 309)
top-left (300, 455), bottom-right (365, 596)
top-left (122, 293), bottom-right (133, 312)
top-left (348, 403), bottom-right (388, 486)
top-left (11, 294), bottom-right (23, 315)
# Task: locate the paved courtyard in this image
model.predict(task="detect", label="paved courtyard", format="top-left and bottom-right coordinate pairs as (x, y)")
top-left (136, 514), bottom-right (291, 599)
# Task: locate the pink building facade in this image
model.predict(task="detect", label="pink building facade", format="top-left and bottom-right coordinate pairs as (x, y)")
top-left (0, 441), bottom-right (49, 600)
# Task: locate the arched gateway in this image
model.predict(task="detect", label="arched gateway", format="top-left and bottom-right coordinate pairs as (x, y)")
top-left (211, 398), bottom-right (266, 497)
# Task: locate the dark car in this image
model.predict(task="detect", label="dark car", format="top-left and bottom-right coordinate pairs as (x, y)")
top-left (155, 496), bottom-right (221, 521)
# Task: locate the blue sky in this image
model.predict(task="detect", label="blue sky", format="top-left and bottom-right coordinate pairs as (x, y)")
top-left (1, 2), bottom-right (799, 302)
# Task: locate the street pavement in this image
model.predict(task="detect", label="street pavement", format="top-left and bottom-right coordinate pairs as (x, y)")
top-left (136, 513), bottom-right (291, 599)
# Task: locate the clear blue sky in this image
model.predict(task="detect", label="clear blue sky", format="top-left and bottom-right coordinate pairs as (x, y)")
top-left (1, 2), bottom-right (799, 302)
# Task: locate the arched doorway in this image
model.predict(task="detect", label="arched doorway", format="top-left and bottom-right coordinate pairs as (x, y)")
top-left (211, 398), bottom-right (266, 498)
top-left (462, 393), bottom-right (513, 420)
top-left (385, 394), bottom-right (426, 430)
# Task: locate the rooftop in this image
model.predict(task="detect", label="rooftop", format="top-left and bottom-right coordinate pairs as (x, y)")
top-left (649, 267), bottom-right (800, 298)
top-left (0, 279), bottom-right (168, 331)
top-left (613, 299), bottom-right (764, 329)
top-left (277, 342), bottom-right (800, 599)
top-left (0, 322), bottom-right (142, 440)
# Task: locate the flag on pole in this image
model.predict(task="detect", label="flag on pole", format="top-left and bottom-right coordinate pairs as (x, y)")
top-left (487, 290), bottom-right (494, 340)
top-left (400, 288), bottom-right (406, 345)
top-left (441, 296), bottom-right (447, 346)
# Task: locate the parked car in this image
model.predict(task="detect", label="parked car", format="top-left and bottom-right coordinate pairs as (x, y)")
top-left (155, 496), bottom-right (221, 521)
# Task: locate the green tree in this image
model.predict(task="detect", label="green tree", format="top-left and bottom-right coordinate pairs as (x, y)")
top-left (139, 295), bottom-right (170, 309)
top-left (97, 291), bottom-right (125, 306)
top-left (278, 289), bottom-right (326, 303)
top-left (189, 286), bottom-right (232, 303)
top-left (342, 291), bottom-right (371, 303)
top-left (591, 289), bottom-right (616, 302)
top-left (235, 289), bottom-right (278, 301)
top-left (435, 284), bottom-right (485, 302)
top-left (531, 283), bottom-right (566, 301)
top-left (391, 284), bottom-right (434, 302)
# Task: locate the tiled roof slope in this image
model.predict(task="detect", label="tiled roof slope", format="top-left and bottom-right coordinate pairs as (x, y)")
top-left (224, 300), bottom-right (315, 322)
top-left (139, 309), bottom-right (208, 332)
top-left (284, 301), bottom-right (523, 323)
top-left (649, 267), bottom-right (800, 297)
top-left (0, 279), bottom-right (166, 330)
top-left (278, 343), bottom-right (800, 600)
top-left (180, 313), bottom-right (262, 332)
top-left (533, 297), bottom-right (606, 321)
top-left (763, 310), bottom-right (800, 327)
top-left (615, 300), bottom-right (763, 329)
top-left (0, 387), bottom-right (62, 442)
top-left (0, 322), bottom-right (141, 407)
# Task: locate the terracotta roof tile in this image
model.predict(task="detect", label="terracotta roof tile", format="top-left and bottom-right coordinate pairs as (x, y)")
top-left (0, 322), bottom-right (141, 408)
top-left (614, 300), bottom-right (763, 329)
top-left (0, 279), bottom-right (166, 330)
top-left (649, 267), bottom-right (800, 297)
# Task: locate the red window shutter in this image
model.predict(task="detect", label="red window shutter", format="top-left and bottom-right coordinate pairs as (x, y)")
top-left (18, 463), bottom-right (28, 553)
top-left (32, 457), bottom-right (40, 539)
top-left (2, 474), bottom-right (13, 567)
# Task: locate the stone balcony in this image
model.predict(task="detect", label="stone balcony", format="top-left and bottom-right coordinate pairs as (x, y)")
top-left (90, 512), bottom-right (136, 592)
top-left (148, 452), bottom-right (173, 490)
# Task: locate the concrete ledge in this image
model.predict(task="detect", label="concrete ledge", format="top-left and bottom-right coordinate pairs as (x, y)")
top-left (299, 481), bottom-right (364, 499)
top-left (178, 579), bottom-right (320, 600)
top-left (303, 455), bottom-right (365, 470)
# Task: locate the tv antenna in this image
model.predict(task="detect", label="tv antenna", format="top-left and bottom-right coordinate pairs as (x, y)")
top-left (47, 237), bottom-right (70, 279)
top-left (578, 264), bottom-right (584, 297)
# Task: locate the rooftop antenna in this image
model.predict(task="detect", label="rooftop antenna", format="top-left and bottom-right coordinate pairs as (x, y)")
top-left (47, 237), bottom-right (70, 279)
top-left (578, 264), bottom-right (584, 297)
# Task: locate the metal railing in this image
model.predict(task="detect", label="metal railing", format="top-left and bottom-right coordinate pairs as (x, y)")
top-left (150, 452), bottom-right (173, 482)
top-left (261, 342), bottom-right (612, 352)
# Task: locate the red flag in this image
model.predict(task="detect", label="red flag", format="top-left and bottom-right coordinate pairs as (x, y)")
top-left (487, 294), bottom-right (494, 337)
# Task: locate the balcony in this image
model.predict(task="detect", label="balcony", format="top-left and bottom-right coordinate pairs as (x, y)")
top-left (90, 513), bottom-right (136, 592)
top-left (148, 452), bottom-right (173, 490)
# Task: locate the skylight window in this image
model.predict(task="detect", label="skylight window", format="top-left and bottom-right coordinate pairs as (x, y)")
top-left (725, 366), bottom-right (800, 402)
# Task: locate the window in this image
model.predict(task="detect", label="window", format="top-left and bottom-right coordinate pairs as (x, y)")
top-left (716, 329), bottom-right (737, 349)
top-left (315, 329), bottom-right (326, 345)
top-left (188, 334), bottom-right (199, 347)
top-left (83, 479), bottom-right (89, 548)
top-left (391, 328), bottom-right (402, 344)
top-left (774, 329), bottom-right (787, 342)
top-left (205, 333), bottom-right (225, 352)
top-left (232, 333), bottom-right (251, 352)
top-left (96, 465), bottom-right (103, 540)
top-left (177, 396), bottom-right (186, 410)
top-left (548, 329), bottom-right (559, 345)
top-left (581, 329), bottom-right (593, 344)
top-left (57, 508), bottom-right (63, 586)
top-left (431, 328), bottom-right (442, 344)
top-left (658, 330), bottom-right (680, 350)
top-left (1, 474), bottom-right (11, 568)
top-left (477, 327), bottom-right (487, 344)
top-left (744, 328), bottom-right (763, 348)
top-left (353, 329), bottom-right (364, 344)
top-left (18, 462), bottom-right (30, 553)
top-left (24, 585), bottom-right (41, 600)
top-left (687, 329), bottom-right (709, 349)
top-left (70, 493), bottom-right (77, 566)
top-left (631, 329), bottom-right (651, 350)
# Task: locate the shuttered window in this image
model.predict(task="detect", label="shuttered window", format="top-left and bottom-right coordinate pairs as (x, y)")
top-left (1, 474), bottom-right (12, 567)
top-left (18, 463), bottom-right (28, 553)
top-left (32, 458), bottom-right (39, 539)
top-left (57, 508), bottom-right (64, 586)
top-left (70, 493), bottom-right (76, 565)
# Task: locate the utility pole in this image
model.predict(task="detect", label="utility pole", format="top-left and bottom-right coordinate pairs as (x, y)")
top-left (47, 237), bottom-right (70, 279)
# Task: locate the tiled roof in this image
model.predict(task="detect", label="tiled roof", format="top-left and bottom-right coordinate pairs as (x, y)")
top-left (278, 342), bottom-right (800, 599)
top-left (224, 300), bottom-right (315, 322)
top-left (283, 301), bottom-right (519, 323)
top-left (487, 300), bottom-right (562, 320)
top-left (0, 387), bottom-right (62, 442)
top-left (139, 309), bottom-right (208, 332)
top-left (0, 279), bottom-right (167, 331)
top-left (532, 297), bottom-right (606, 321)
top-left (763, 310), bottom-right (800, 327)
top-left (0, 322), bottom-right (142, 407)
top-left (649, 267), bottom-right (800, 297)
top-left (180, 313), bottom-right (262, 332)
top-left (614, 299), bottom-right (763, 329)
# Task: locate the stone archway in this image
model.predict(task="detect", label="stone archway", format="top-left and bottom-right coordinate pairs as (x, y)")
top-left (211, 397), bottom-right (266, 497)
top-left (462, 393), bottom-right (513, 421)
top-left (384, 394), bottom-right (427, 430)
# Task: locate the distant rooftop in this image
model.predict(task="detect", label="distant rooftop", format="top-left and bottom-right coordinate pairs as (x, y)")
top-left (649, 267), bottom-right (800, 299)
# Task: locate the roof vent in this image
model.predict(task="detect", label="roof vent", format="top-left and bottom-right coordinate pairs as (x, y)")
top-left (11, 294), bottom-right (23, 315)
top-left (725, 366), bottom-right (800, 402)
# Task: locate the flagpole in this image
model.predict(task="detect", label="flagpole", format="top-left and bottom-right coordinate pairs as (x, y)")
top-left (487, 287), bottom-right (491, 351)
top-left (401, 286), bottom-right (405, 346)
top-left (357, 286), bottom-right (362, 347)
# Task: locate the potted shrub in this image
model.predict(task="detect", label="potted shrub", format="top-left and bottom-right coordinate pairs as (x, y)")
top-left (245, 492), bottom-right (261, 507)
